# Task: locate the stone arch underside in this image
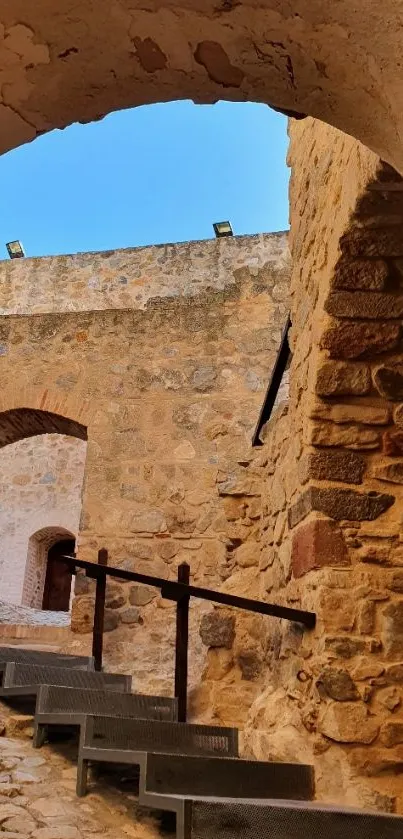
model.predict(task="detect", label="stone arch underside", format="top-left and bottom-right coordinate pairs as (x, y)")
top-left (0, 408), bottom-right (87, 448)
top-left (0, 1), bottom-right (403, 171)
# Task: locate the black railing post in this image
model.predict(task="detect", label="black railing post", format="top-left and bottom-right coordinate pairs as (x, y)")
top-left (174, 562), bottom-right (190, 723)
top-left (92, 548), bottom-right (108, 672)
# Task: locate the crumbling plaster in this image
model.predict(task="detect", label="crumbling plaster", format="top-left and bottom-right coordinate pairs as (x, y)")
top-left (0, 2), bottom-right (402, 173)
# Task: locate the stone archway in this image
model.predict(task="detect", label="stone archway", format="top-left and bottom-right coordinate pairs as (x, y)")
top-left (0, 408), bottom-right (87, 449)
top-left (0, 407), bottom-right (88, 606)
top-left (23, 526), bottom-right (75, 611)
top-left (0, 2), bottom-right (402, 172)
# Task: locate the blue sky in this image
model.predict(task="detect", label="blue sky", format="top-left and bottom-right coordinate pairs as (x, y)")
top-left (0, 101), bottom-right (289, 259)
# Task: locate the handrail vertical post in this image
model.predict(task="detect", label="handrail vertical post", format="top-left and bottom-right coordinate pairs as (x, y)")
top-left (92, 548), bottom-right (108, 672)
top-left (174, 562), bottom-right (190, 723)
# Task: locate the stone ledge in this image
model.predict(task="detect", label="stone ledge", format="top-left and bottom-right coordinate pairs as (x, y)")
top-left (288, 487), bottom-right (395, 528)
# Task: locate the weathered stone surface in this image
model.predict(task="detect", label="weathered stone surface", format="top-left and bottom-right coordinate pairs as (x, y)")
top-left (319, 702), bottom-right (379, 743)
top-left (385, 663), bottom-right (403, 682)
top-left (74, 573), bottom-right (90, 595)
top-left (358, 544), bottom-right (393, 565)
top-left (319, 589), bottom-right (356, 631)
top-left (375, 460), bottom-right (403, 483)
top-left (120, 606), bottom-right (141, 624)
top-left (299, 450), bottom-right (365, 484)
top-left (310, 401), bottom-right (390, 425)
top-left (388, 570), bottom-right (403, 592)
top-left (383, 430), bottom-right (403, 455)
top-left (288, 487), bottom-right (395, 528)
top-left (332, 259), bottom-right (388, 291)
top-left (105, 592), bottom-right (126, 609)
top-left (357, 600), bottom-right (376, 634)
top-left (341, 226), bottom-right (403, 258)
top-left (235, 542), bottom-right (258, 568)
top-left (70, 595), bottom-right (94, 634)
top-left (321, 320), bottom-right (401, 358)
top-left (394, 404), bottom-right (403, 426)
top-left (236, 648), bottom-right (263, 680)
top-left (326, 291), bottom-right (403, 319)
top-left (352, 658), bottom-right (386, 680)
top-left (380, 721), bottom-right (403, 747)
top-left (373, 365), bottom-right (403, 400)
top-left (129, 584), bottom-right (157, 606)
top-left (324, 636), bottom-right (368, 658)
top-left (129, 509), bottom-right (167, 534)
top-left (383, 602), bottom-right (403, 656)
top-left (317, 668), bottom-right (359, 701)
top-left (309, 421), bottom-right (380, 450)
top-left (316, 361), bottom-right (371, 396)
top-left (291, 518), bottom-right (349, 578)
top-left (199, 611), bottom-right (235, 649)
top-left (103, 609), bottom-right (120, 632)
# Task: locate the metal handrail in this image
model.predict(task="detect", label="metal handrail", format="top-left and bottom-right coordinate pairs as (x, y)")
top-left (63, 551), bottom-right (316, 721)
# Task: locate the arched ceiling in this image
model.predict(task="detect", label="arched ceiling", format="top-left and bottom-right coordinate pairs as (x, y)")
top-left (0, 408), bottom-right (87, 448)
top-left (0, 1), bottom-right (402, 171)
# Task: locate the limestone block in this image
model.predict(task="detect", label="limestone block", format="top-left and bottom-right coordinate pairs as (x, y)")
top-left (309, 421), bottom-right (380, 450)
top-left (199, 611), bottom-right (235, 649)
top-left (321, 320), bottom-right (400, 358)
top-left (319, 589), bottom-right (356, 631)
top-left (319, 702), bottom-right (379, 744)
top-left (203, 648), bottom-right (233, 681)
top-left (235, 541), bottom-right (258, 568)
top-left (291, 518), bottom-right (349, 578)
top-left (157, 541), bottom-right (178, 562)
top-left (316, 361), bottom-right (371, 396)
top-left (310, 401), bottom-right (390, 425)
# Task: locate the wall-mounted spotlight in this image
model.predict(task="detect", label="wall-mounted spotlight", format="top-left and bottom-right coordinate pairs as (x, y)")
top-left (6, 240), bottom-right (25, 259)
top-left (213, 221), bottom-right (233, 238)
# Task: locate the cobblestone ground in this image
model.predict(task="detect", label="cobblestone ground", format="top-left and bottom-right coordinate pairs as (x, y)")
top-left (0, 714), bottom-right (165, 839)
top-left (0, 602), bottom-right (70, 627)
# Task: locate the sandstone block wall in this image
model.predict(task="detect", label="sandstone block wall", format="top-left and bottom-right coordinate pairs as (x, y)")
top-left (238, 119), bottom-right (403, 814)
top-left (0, 434), bottom-right (86, 605)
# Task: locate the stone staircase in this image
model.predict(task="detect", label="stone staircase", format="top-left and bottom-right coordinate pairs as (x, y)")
top-left (0, 646), bottom-right (402, 839)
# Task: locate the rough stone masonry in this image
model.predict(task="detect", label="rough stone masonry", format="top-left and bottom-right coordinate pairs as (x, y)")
top-left (0, 231), bottom-right (290, 695)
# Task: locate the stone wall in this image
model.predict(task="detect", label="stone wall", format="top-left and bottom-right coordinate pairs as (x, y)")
top-left (0, 233), bottom-right (290, 692)
top-left (236, 119), bottom-right (403, 814)
top-left (0, 434), bottom-right (86, 606)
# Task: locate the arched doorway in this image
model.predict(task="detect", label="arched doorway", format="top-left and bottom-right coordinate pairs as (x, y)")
top-left (23, 526), bottom-right (76, 611)
top-left (42, 538), bottom-right (75, 612)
